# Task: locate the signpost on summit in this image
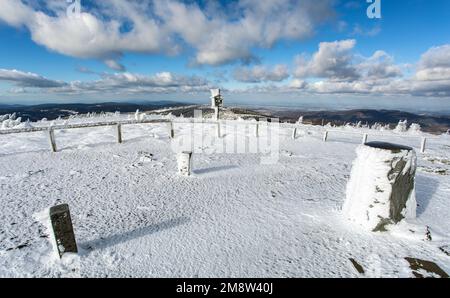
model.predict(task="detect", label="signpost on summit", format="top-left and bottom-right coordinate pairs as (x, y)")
top-left (210, 89), bottom-right (224, 121)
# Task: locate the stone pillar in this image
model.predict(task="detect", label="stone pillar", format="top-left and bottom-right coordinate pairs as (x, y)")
top-left (343, 142), bottom-right (417, 232)
top-left (49, 204), bottom-right (78, 258)
top-left (177, 151), bottom-right (192, 176)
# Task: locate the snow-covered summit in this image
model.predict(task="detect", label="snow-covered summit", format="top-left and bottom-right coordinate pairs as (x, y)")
top-left (0, 113), bottom-right (449, 277)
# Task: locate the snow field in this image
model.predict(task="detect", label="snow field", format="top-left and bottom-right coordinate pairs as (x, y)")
top-left (0, 116), bottom-right (449, 277)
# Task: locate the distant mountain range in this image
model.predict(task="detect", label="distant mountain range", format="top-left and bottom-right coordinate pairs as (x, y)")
top-left (1, 102), bottom-right (449, 134)
top-left (0, 101), bottom-right (191, 122)
top-left (152, 105), bottom-right (450, 134)
top-left (254, 108), bottom-right (450, 134)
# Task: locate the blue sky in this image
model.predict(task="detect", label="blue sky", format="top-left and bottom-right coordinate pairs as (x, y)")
top-left (0, 0), bottom-right (449, 111)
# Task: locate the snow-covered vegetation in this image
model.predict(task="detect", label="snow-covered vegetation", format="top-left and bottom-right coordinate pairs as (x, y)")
top-left (0, 113), bottom-right (23, 129)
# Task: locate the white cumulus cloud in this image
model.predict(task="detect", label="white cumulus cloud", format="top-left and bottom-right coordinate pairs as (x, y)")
top-left (233, 65), bottom-right (289, 83)
top-left (0, 0), bottom-right (335, 69)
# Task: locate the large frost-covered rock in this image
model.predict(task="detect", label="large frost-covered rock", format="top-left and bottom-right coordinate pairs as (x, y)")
top-left (343, 142), bottom-right (417, 232)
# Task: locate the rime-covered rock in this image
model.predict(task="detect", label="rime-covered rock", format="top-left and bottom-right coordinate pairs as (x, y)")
top-left (343, 142), bottom-right (417, 232)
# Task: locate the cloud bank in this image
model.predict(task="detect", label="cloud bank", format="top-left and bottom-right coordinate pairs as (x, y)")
top-left (0, 69), bottom-right (212, 95)
top-left (1, 42), bottom-right (449, 98)
top-left (0, 0), bottom-right (334, 69)
top-left (237, 41), bottom-right (450, 98)
top-left (233, 65), bottom-right (290, 83)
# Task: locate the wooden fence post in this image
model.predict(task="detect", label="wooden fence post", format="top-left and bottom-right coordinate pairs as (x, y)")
top-left (421, 137), bottom-right (427, 153)
top-left (116, 123), bottom-right (122, 143)
top-left (362, 133), bottom-right (368, 144)
top-left (323, 131), bottom-right (328, 142)
top-left (48, 128), bottom-right (57, 152)
top-left (292, 127), bottom-right (297, 139)
top-left (169, 121), bottom-right (175, 139)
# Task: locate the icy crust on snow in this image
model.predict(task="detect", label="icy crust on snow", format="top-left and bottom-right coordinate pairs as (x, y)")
top-left (343, 144), bottom-right (417, 231)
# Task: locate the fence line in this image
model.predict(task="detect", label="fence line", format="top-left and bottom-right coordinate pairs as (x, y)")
top-left (0, 117), bottom-right (446, 154)
top-left (323, 128), bottom-right (439, 140)
top-left (0, 118), bottom-right (171, 135)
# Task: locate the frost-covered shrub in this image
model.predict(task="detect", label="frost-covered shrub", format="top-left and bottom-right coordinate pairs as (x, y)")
top-left (408, 123), bottom-right (421, 134)
top-left (371, 123), bottom-right (382, 130)
top-left (134, 109), bottom-right (146, 121)
top-left (381, 124), bottom-right (390, 131)
top-left (15, 119), bottom-right (33, 129)
top-left (394, 120), bottom-right (408, 133)
top-left (0, 113), bottom-right (22, 129)
top-left (297, 116), bottom-right (304, 124)
top-left (370, 122), bottom-right (391, 131)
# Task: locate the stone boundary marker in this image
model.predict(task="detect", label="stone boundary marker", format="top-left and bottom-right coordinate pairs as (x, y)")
top-left (49, 204), bottom-right (78, 258)
top-left (177, 151), bottom-right (193, 176)
top-left (344, 141), bottom-right (417, 232)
